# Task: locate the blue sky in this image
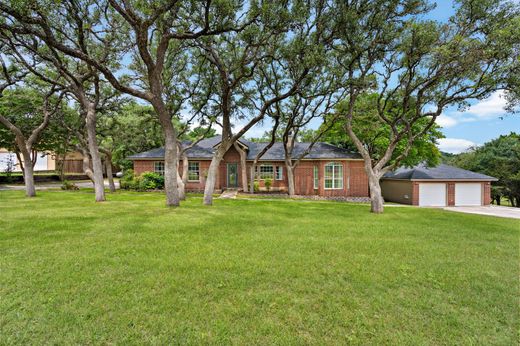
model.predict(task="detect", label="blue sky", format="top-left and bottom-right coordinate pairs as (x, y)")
top-left (427, 1), bottom-right (520, 153)
top-left (243, 1), bottom-right (519, 153)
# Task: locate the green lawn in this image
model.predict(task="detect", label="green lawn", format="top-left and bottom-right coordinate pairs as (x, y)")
top-left (0, 190), bottom-right (518, 345)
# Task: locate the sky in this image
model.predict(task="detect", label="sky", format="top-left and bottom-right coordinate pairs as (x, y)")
top-left (241, 1), bottom-right (519, 154)
top-left (428, 1), bottom-right (520, 153)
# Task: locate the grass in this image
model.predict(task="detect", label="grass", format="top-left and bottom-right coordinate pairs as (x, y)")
top-left (0, 190), bottom-right (518, 345)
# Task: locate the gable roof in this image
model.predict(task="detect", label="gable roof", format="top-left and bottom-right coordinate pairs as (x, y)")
top-left (127, 135), bottom-right (361, 161)
top-left (383, 163), bottom-right (497, 181)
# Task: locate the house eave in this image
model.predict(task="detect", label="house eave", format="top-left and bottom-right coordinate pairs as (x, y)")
top-left (382, 177), bottom-right (498, 182)
top-left (129, 157), bottom-right (364, 161)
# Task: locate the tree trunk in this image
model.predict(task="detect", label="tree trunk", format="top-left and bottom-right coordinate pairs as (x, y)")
top-left (177, 168), bottom-right (185, 200)
top-left (15, 152), bottom-right (25, 179)
top-left (285, 160), bottom-right (296, 196)
top-left (105, 155), bottom-right (116, 193)
top-left (249, 164), bottom-right (256, 193)
top-left (156, 109), bottom-right (179, 207)
top-left (177, 153), bottom-right (189, 200)
top-left (367, 172), bottom-right (384, 214)
top-left (22, 152), bottom-right (36, 197)
top-left (57, 152), bottom-right (66, 181)
top-left (85, 105), bottom-right (105, 202)
top-left (203, 147), bottom-right (227, 205)
top-left (80, 149), bottom-right (95, 182)
top-left (234, 143), bottom-right (248, 192)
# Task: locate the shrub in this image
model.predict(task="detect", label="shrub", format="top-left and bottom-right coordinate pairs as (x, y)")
top-left (120, 170), bottom-right (164, 191)
top-left (119, 169), bottom-right (137, 190)
top-left (137, 172), bottom-right (164, 191)
top-left (61, 180), bottom-right (79, 190)
top-left (264, 178), bottom-right (272, 192)
top-left (253, 180), bottom-right (260, 192)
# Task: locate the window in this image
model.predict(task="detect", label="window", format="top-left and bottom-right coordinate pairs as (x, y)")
top-left (324, 162), bottom-right (343, 189)
top-left (154, 161), bottom-right (164, 175)
top-left (257, 165), bottom-right (274, 179)
top-left (188, 162), bottom-right (200, 181)
top-left (275, 166), bottom-right (283, 180)
top-left (313, 166), bottom-right (319, 189)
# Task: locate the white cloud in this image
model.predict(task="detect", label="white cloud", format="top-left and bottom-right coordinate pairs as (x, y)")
top-left (435, 114), bottom-right (458, 128)
top-left (437, 138), bottom-right (477, 154)
top-left (463, 90), bottom-right (508, 119)
top-left (437, 91), bottom-right (509, 128)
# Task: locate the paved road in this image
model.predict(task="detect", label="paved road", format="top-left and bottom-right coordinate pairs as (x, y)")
top-left (0, 180), bottom-right (119, 191)
top-left (444, 206), bottom-right (520, 219)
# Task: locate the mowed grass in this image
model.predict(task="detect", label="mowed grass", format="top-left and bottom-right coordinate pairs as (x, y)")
top-left (0, 190), bottom-right (518, 345)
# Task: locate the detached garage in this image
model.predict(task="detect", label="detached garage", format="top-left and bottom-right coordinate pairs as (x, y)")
top-left (381, 164), bottom-right (497, 207)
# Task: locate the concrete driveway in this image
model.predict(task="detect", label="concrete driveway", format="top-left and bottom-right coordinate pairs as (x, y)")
top-left (444, 205), bottom-right (520, 219)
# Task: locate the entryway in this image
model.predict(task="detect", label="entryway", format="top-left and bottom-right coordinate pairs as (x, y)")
top-left (226, 163), bottom-right (238, 188)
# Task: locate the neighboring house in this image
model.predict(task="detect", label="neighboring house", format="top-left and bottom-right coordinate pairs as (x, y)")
top-left (0, 148), bottom-right (56, 172)
top-left (381, 164), bottom-right (497, 207)
top-left (129, 136), bottom-right (370, 197)
top-left (0, 148), bottom-right (85, 174)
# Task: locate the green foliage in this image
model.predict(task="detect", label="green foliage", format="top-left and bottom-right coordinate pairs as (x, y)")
top-left (253, 180), bottom-right (260, 192)
top-left (449, 133), bottom-right (520, 206)
top-left (60, 180), bottom-right (79, 191)
top-left (321, 93), bottom-right (443, 167)
top-left (138, 172), bottom-right (164, 191)
top-left (264, 178), bottom-right (272, 192)
top-left (0, 87), bottom-right (72, 153)
top-left (98, 102), bottom-right (164, 171)
top-left (119, 169), bottom-right (137, 190)
top-left (120, 170), bottom-right (164, 191)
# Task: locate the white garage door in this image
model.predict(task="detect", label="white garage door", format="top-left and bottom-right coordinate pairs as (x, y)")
top-left (419, 183), bottom-right (446, 207)
top-left (455, 183), bottom-right (482, 206)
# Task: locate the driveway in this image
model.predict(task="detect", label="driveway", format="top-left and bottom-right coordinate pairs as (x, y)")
top-left (444, 205), bottom-right (520, 219)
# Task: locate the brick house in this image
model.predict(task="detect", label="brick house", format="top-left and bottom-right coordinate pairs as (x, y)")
top-left (129, 136), bottom-right (370, 197)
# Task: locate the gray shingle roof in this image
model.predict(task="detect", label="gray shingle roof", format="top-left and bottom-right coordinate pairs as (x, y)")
top-left (128, 135), bottom-right (361, 161)
top-left (383, 163), bottom-right (497, 181)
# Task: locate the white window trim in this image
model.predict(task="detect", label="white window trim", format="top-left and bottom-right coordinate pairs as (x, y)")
top-left (154, 161), bottom-right (165, 175)
top-left (313, 166), bottom-right (319, 189)
top-left (324, 162), bottom-right (344, 190)
top-left (275, 166), bottom-right (283, 180)
top-left (257, 164), bottom-right (274, 180)
top-left (187, 161), bottom-right (200, 182)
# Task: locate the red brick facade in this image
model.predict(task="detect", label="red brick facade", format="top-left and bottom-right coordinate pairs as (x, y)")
top-left (132, 146), bottom-right (369, 196)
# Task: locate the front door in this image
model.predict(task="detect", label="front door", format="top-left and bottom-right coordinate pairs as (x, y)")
top-left (226, 163), bottom-right (238, 188)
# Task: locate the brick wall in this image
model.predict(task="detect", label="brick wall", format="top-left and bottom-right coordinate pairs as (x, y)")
top-left (483, 182), bottom-right (491, 205)
top-left (412, 182), bottom-right (419, 206)
top-left (447, 183), bottom-right (455, 206)
top-left (133, 160), bottom-right (154, 175)
top-left (347, 161), bottom-right (369, 197)
top-left (132, 156), bottom-right (370, 197)
top-left (180, 160), bottom-right (212, 191)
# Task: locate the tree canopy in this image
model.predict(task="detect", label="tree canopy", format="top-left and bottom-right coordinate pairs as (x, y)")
top-left (447, 133), bottom-right (520, 207)
top-left (321, 93), bottom-right (444, 168)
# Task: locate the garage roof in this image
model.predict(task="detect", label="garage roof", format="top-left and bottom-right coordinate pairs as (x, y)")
top-left (383, 163), bottom-right (497, 181)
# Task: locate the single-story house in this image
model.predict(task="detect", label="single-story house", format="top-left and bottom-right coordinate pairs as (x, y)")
top-left (128, 135), bottom-right (370, 197)
top-left (381, 163), bottom-right (497, 207)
